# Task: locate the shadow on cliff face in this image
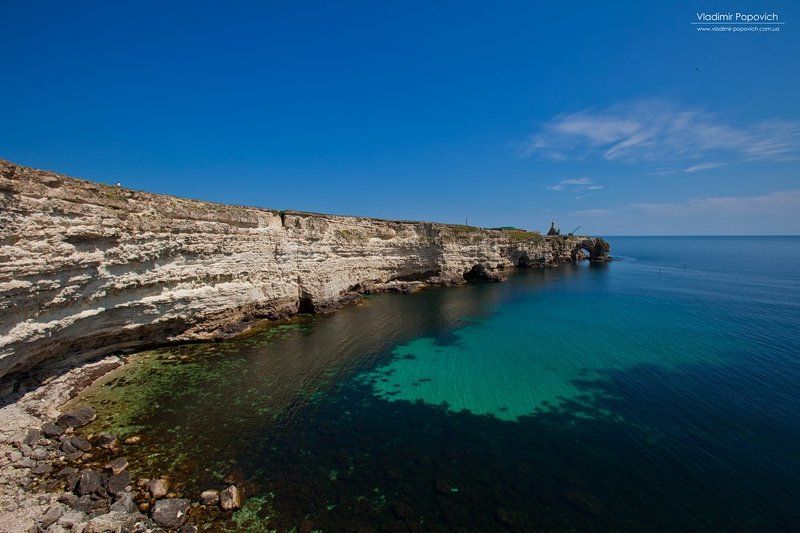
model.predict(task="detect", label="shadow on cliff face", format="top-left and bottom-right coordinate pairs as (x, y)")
top-left (229, 351), bottom-right (800, 532)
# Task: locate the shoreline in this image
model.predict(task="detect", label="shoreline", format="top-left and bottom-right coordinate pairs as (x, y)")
top-left (0, 262), bottom-right (607, 532)
top-left (0, 158), bottom-right (610, 530)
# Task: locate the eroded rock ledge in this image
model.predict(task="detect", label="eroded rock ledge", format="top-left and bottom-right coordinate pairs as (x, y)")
top-left (0, 159), bottom-right (609, 382)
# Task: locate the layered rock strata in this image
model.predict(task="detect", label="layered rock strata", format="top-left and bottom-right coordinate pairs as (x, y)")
top-left (0, 159), bottom-right (608, 380)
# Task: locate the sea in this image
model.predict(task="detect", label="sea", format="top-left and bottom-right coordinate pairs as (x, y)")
top-left (77, 236), bottom-right (800, 531)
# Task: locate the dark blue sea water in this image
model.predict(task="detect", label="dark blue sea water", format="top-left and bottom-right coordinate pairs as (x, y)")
top-left (81, 236), bottom-right (800, 531)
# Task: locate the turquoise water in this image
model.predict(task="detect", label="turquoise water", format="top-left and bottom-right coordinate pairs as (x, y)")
top-left (364, 237), bottom-right (799, 421)
top-left (82, 236), bottom-right (800, 530)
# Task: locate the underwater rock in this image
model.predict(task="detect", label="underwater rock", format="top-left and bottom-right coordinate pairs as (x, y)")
top-left (200, 489), bottom-right (219, 505)
top-left (56, 407), bottom-right (96, 429)
top-left (151, 498), bottom-right (189, 528)
top-left (123, 435), bottom-right (141, 445)
top-left (104, 457), bottom-right (128, 475)
top-left (219, 485), bottom-right (241, 510)
top-left (95, 434), bottom-right (118, 450)
top-left (147, 478), bottom-right (169, 499)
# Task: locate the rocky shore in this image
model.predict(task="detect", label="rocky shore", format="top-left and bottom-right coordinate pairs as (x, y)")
top-left (0, 356), bottom-right (251, 532)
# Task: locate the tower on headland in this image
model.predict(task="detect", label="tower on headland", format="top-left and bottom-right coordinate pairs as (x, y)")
top-left (547, 220), bottom-right (560, 236)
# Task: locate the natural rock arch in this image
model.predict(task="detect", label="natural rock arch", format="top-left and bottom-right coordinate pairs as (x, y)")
top-left (570, 237), bottom-right (611, 262)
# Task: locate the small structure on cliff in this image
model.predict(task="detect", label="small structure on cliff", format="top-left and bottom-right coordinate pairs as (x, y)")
top-left (547, 220), bottom-right (560, 236)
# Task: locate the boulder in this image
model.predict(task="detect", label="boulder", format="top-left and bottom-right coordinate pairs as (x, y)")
top-left (73, 494), bottom-right (106, 514)
top-left (56, 407), bottom-right (96, 429)
top-left (147, 477), bottom-right (169, 499)
top-left (31, 462), bottom-right (52, 475)
top-left (151, 498), bottom-right (190, 528)
top-left (106, 471), bottom-right (132, 495)
top-left (77, 468), bottom-right (104, 496)
top-left (110, 493), bottom-right (138, 514)
top-left (60, 438), bottom-right (77, 454)
top-left (200, 489), bottom-right (219, 505)
top-left (39, 504), bottom-right (63, 528)
top-left (24, 429), bottom-right (43, 445)
top-left (220, 485), bottom-right (241, 510)
top-left (95, 433), bottom-right (118, 450)
top-left (14, 457), bottom-right (36, 468)
top-left (30, 447), bottom-right (49, 460)
top-left (85, 510), bottom-right (142, 532)
top-left (70, 435), bottom-right (92, 452)
top-left (42, 422), bottom-right (64, 437)
top-left (58, 492), bottom-right (78, 507)
top-left (105, 457), bottom-right (128, 475)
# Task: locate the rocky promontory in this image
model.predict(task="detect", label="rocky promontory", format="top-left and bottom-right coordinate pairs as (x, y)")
top-left (0, 159), bottom-right (609, 384)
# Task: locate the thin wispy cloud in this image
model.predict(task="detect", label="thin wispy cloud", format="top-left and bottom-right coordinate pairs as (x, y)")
top-left (524, 99), bottom-right (800, 164)
top-left (547, 177), bottom-right (604, 192)
top-left (685, 162), bottom-right (725, 173)
top-left (565, 189), bottom-right (800, 219)
top-left (571, 208), bottom-right (613, 217)
top-left (630, 189), bottom-right (800, 216)
top-left (561, 189), bottom-right (800, 234)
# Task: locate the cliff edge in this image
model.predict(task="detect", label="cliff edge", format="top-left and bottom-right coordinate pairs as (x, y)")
top-left (0, 160), bottom-right (609, 381)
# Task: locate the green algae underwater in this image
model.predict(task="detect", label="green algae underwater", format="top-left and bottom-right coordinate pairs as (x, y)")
top-left (74, 237), bottom-right (800, 531)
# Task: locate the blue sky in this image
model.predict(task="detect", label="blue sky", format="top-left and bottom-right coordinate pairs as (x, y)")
top-left (2, 1), bottom-right (798, 234)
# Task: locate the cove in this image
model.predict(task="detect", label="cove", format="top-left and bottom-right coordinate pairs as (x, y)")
top-left (74, 236), bottom-right (800, 531)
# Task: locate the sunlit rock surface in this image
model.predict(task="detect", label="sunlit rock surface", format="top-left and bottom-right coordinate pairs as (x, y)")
top-left (0, 159), bottom-right (608, 378)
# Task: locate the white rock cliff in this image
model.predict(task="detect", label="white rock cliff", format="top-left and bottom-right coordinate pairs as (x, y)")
top-left (0, 159), bottom-right (608, 380)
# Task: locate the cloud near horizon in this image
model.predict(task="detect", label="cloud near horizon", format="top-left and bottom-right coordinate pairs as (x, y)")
top-left (566, 189), bottom-right (800, 234)
top-left (525, 99), bottom-right (800, 165)
top-left (629, 189), bottom-right (800, 216)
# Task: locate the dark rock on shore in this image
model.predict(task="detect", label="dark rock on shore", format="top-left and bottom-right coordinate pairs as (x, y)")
top-left (107, 471), bottom-right (132, 495)
top-left (77, 469), bottom-right (104, 496)
top-left (56, 406), bottom-right (96, 429)
top-left (70, 435), bottom-right (92, 452)
top-left (109, 493), bottom-right (137, 514)
top-left (41, 422), bottom-right (64, 437)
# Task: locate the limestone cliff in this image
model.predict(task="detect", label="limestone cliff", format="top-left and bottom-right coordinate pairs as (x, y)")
top-left (0, 160), bottom-right (609, 379)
